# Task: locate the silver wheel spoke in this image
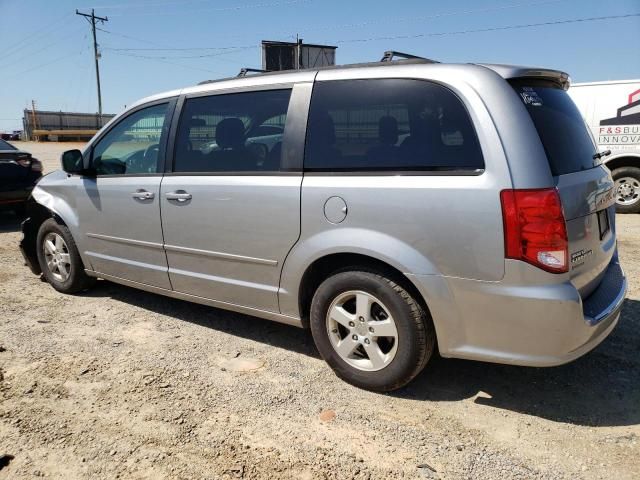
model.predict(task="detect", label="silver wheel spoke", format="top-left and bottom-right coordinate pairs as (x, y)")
top-left (355, 293), bottom-right (372, 320)
top-left (371, 319), bottom-right (397, 337)
top-left (335, 337), bottom-right (359, 358)
top-left (55, 234), bottom-right (64, 251)
top-left (330, 306), bottom-right (355, 329)
top-left (59, 253), bottom-right (71, 264)
top-left (363, 342), bottom-right (387, 369)
top-left (47, 259), bottom-right (56, 271)
top-left (45, 239), bottom-right (56, 255)
top-left (57, 262), bottom-right (69, 279)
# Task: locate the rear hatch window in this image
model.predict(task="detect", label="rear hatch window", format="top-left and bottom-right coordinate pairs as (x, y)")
top-left (511, 80), bottom-right (598, 176)
top-left (0, 139), bottom-right (17, 151)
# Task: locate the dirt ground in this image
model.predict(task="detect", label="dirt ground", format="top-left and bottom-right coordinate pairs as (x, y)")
top-left (0, 142), bottom-right (638, 479)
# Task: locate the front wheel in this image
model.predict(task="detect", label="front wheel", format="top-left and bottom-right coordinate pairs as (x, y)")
top-left (310, 270), bottom-right (435, 392)
top-left (612, 166), bottom-right (640, 214)
top-left (36, 218), bottom-right (95, 294)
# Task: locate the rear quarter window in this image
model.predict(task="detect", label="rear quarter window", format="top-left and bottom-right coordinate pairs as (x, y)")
top-left (304, 79), bottom-right (484, 172)
top-left (511, 80), bottom-right (598, 176)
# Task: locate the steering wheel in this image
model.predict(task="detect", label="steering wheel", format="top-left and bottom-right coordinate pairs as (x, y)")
top-left (134, 144), bottom-right (159, 173)
top-left (143, 144), bottom-right (159, 163)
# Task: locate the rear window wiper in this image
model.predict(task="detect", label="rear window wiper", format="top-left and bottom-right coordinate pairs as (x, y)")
top-left (593, 149), bottom-right (611, 160)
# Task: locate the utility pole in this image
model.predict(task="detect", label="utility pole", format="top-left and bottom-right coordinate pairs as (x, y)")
top-left (76, 9), bottom-right (108, 125)
top-left (30, 100), bottom-right (39, 141)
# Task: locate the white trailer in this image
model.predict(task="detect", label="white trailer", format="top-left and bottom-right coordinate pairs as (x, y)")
top-left (568, 79), bottom-right (640, 213)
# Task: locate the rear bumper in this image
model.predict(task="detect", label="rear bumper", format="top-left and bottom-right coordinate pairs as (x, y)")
top-left (408, 257), bottom-right (626, 367)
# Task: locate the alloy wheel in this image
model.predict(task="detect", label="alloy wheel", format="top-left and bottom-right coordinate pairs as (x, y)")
top-left (325, 290), bottom-right (399, 371)
top-left (43, 232), bottom-right (71, 282)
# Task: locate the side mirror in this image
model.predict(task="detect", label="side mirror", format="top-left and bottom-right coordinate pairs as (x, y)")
top-left (248, 142), bottom-right (268, 161)
top-left (61, 149), bottom-right (93, 176)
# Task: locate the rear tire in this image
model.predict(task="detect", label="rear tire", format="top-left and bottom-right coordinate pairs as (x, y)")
top-left (36, 218), bottom-right (95, 294)
top-left (612, 166), bottom-right (640, 214)
top-left (310, 270), bottom-right (435, 392)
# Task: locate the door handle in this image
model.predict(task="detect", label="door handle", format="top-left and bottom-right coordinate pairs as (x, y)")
top-left (165, 190), bottom-right (192, 202)
top-left (131, 189), bottom-right (155, 200)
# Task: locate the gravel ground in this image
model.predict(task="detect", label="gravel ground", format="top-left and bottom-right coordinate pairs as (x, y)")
top-left (0, 142), bottom-right (638, 479)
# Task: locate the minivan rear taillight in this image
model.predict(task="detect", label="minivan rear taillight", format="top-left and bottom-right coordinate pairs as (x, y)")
top-left (500, 188), bottom-right (568, 273)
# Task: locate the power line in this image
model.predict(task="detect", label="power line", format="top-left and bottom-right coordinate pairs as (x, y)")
top-left (3, 53), bottom-right (82, 81)
top-left (94, 11), bottom-right (640, 56)
top-left (103, 46), bottom-right (258, 59)
top-left (94, 0), bottom-right (312, 15)
top-left (0, 26), bottom-right (85, 70)
top-left (97, 27), bottom-right (257, 63)
top-left (89, 0), bottom-right (214, 8)
top-left (108, 50), bottom-right (227, 74)
top-left (330, 12), bottom-right (640, 44)
top-left (0, 15), bottom-right (73, 61)
top-left (94, 0), bottom-right (565, 52)
top-left (96, 26), bottom-right (173, 48)
top-left (93, 0), bottom-right (574, 48)
top-left (294, 0), bottom-right (571, 33)
top-left (104, 45), bottom-right (257, 52)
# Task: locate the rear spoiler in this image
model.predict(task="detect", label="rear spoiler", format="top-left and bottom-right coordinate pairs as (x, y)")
top-left (477, 63), bottom-right (571, 90)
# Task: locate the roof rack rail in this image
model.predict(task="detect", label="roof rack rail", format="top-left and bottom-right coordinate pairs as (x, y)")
top-left (380, 50), bottom-right (439, 63)
top-left (237, 68), bottom-right (269, 77)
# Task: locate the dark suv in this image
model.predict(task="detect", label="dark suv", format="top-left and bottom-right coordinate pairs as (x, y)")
top-left (0, 139), bottom-right (43, 215)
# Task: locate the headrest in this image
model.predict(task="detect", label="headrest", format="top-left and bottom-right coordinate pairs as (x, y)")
top-left (378, 116), bottom-right (398, 145)
top-left (188, 118), bottom-right (207, 128)
top-left (216, 118), bottom-right (245, 149)
top-left (311, 112), bottom-right (336, 145)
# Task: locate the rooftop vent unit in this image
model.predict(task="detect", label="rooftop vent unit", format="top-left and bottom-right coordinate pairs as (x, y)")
top-left (261, 40), bottom-right (337, 72)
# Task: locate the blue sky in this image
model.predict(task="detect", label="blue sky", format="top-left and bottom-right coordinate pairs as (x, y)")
top-left (1, 0), bottom-right (639, 132)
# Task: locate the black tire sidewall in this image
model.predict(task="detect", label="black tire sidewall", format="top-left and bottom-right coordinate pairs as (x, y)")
top-left (310, 271), bottom-right (431, 391)
top-left (36, 218), bottom-right (87, 293)
top-left (612, 166), bottom-right (640, 214)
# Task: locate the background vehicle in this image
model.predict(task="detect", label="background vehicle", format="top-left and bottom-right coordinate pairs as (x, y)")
top-left (1, 131), bottom-right (22, 141)
top-left (19, 59), bottom-right (626, 392)
top-left (201, 124), bottom-right (284, 158)
top-left (0, 139), bottom-right (42, 216)
top-left (568, 80), bottom-right (640, 213)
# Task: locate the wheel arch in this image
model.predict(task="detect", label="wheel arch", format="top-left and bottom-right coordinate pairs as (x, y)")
top-left (604, 153), bottom-right (640, 171)
top-left (292, 252), bottom-right (434, 331)
top-left (21, 199), bottom-right (69, 275)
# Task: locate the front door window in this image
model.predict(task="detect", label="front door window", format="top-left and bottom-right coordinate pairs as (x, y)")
top-left (92, 103), bottom-right (169, 175)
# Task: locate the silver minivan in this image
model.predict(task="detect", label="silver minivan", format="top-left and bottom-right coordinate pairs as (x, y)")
top-left (20, 58), bottom-right (627, 391)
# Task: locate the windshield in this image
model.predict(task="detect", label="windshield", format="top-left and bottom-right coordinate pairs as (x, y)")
top-left (0, 139), bottom-right (17, 150)
top-left (511, 80), bottom-right (598, 176)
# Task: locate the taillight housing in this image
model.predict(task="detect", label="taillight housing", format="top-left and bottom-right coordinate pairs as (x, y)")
top-left (30, 158), bottom-right (43, 172)
top-left (500, 188), bottom-right (568, 273)
top-left (16, 157), bottom-right (31, 168)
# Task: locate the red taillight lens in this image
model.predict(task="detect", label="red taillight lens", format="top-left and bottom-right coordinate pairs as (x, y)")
top-left (500, 188), bottom-right (568, 273)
